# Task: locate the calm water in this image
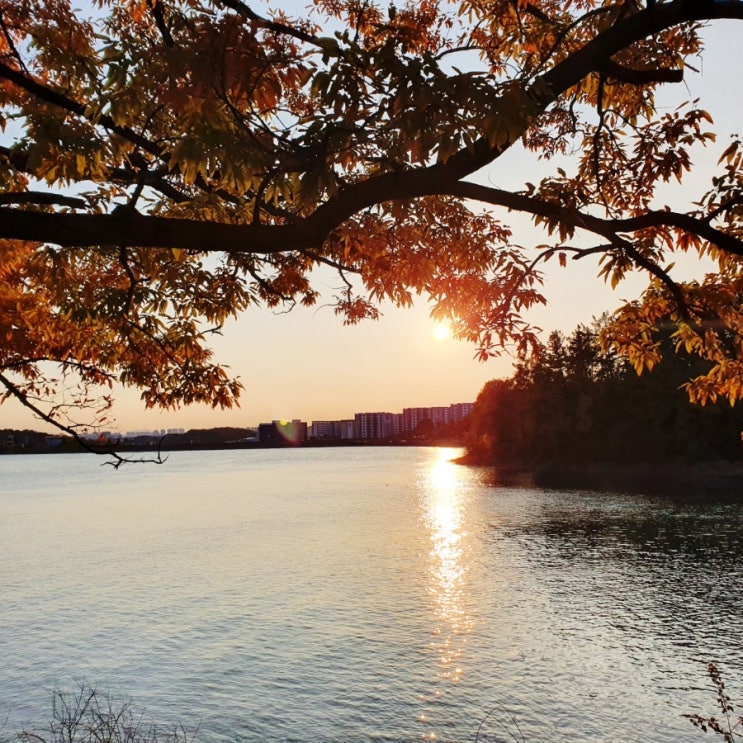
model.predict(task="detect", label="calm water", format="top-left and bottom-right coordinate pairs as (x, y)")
top-left (1, 447), bottom-right (742, 742)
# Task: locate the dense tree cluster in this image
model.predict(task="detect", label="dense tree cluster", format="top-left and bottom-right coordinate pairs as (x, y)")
top-left (466, 319), bottom-right (743, 466)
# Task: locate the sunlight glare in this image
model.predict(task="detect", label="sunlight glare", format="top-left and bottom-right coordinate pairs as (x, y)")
top-left (432, 320), bottom-right (452, 341)
top-left (423, 448), bottom-right (474, 685)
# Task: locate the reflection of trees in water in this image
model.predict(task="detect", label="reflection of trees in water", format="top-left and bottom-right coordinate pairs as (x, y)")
top-left (477, 472), bottom-right (743, 560)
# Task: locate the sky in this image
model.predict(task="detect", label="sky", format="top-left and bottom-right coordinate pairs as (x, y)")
top-left (1, 6), bottom-right (742, 433)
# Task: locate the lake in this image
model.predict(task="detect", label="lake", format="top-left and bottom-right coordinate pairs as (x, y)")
top-left (1, 446), bottom-right (742, 742)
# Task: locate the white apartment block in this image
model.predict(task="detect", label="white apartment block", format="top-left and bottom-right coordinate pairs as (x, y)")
top-left (309, 419), bottom-right (357, 439)
top-left (339, 420), bottom-right (356, 439)
top-left (309, 420), bottom-right (337, 438)
top-left (354, 412), bottom-right (402, 440)
top-left (402, 403), bottom-right (472, 432)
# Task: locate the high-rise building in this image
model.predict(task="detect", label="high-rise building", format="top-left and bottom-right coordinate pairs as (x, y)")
top-left (353, 412), bottom-right (401, 440)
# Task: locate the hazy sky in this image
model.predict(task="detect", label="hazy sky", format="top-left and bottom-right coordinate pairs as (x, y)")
top-left (1, 8), bottom-right (741, 433)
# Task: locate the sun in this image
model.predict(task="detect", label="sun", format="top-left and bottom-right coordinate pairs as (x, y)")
top-left (432, 320), bottom-right (452, 341)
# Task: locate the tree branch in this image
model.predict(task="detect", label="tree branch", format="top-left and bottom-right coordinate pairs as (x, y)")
top-left (0, 191), bottom-right (86, 208)
top-left (2, 178), bottom-right (743, 265)
top-left (0, 143), bottom-right (195, 203)
top-left (447, 182), bottom-right (743, 257)
top-left (619, 238), bottom-right (701, 330)
top-left (603, 59), bottom-right (684, 84)
top-left (704, 195), bottom-right (743, 224)
top-left (0, 66), bottom-right (235, 204)
top-left (149, 0), bottom-right (175, 47)
top-left (538, 0), bottom-right (743, 106)
top-left (0, 371), bottom-right (165, 468)
top-left (0, 61), bottom-right (163, 158)
top-left (218, 0), bottom-right (322, 46)
top-left (1, 358), bottom-right (118, 379)
top-left (0, 207), bottom-right (322, 253)
top-left (0, 11), bottom-right (28, 73)
top-left (0, 2), bottom-right (741, 262)
top-left (2, 0), bottom-right (741, 227)
top-left (297, 1), bottom-right (743, 227)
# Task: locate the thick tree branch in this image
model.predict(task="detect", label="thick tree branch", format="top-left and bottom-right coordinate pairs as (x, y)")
top-left (538, 0), bottom-right (743, 104)
top-left (0, 2), bottom-right (740, 262)
top-left (0, 191), bottom-right (86, 208)
top-left (304, 1), bottom-right (743, 227)
top-left (603, 59), bottom-right (684, 84)
top-left (447, 0), bottom-right (743, 179)
top-left (0, 207), bottom-right (323, 253)
top-left (2, 178), bottom-right (743, 264)
top-left (1, 0), bottom-right (740, 230)
top-left (601, 210), bottom-right (743, 257)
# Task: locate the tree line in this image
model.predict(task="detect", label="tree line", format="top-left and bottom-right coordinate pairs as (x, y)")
top-left (466, 319), bottom-right (743, 467)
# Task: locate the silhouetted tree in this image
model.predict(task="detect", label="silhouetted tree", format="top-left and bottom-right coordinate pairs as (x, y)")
top-left (467, 319), bottom-right (743, 466)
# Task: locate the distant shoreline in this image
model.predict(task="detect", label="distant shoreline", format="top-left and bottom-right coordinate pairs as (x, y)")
top-left (0, 436), bottom-right (467, 457)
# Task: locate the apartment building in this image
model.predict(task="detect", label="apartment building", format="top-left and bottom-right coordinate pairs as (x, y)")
top-left (353, 412), bottom-right (401, 440)
top-left (402, 403), bottom-right (474, 433)
top-left (309, 420), bottom-right (355, 439)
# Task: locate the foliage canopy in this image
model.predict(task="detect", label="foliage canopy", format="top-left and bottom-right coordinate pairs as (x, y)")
top-left (2, 0), bottom-right (743, 449)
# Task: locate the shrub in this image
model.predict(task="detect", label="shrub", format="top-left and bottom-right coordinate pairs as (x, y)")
top-left (6, 686), bottom-right (194, 743)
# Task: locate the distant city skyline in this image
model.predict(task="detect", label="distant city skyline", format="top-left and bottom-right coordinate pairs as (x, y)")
top-left (70, 400), bottom-right (475, 440)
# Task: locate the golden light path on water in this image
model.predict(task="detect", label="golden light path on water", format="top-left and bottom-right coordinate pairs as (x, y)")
top-left (418, 448), bottom-right (476, 740)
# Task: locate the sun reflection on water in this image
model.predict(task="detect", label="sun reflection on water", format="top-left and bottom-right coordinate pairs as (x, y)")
top-left (418, 448), bottom-right (476, 739)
